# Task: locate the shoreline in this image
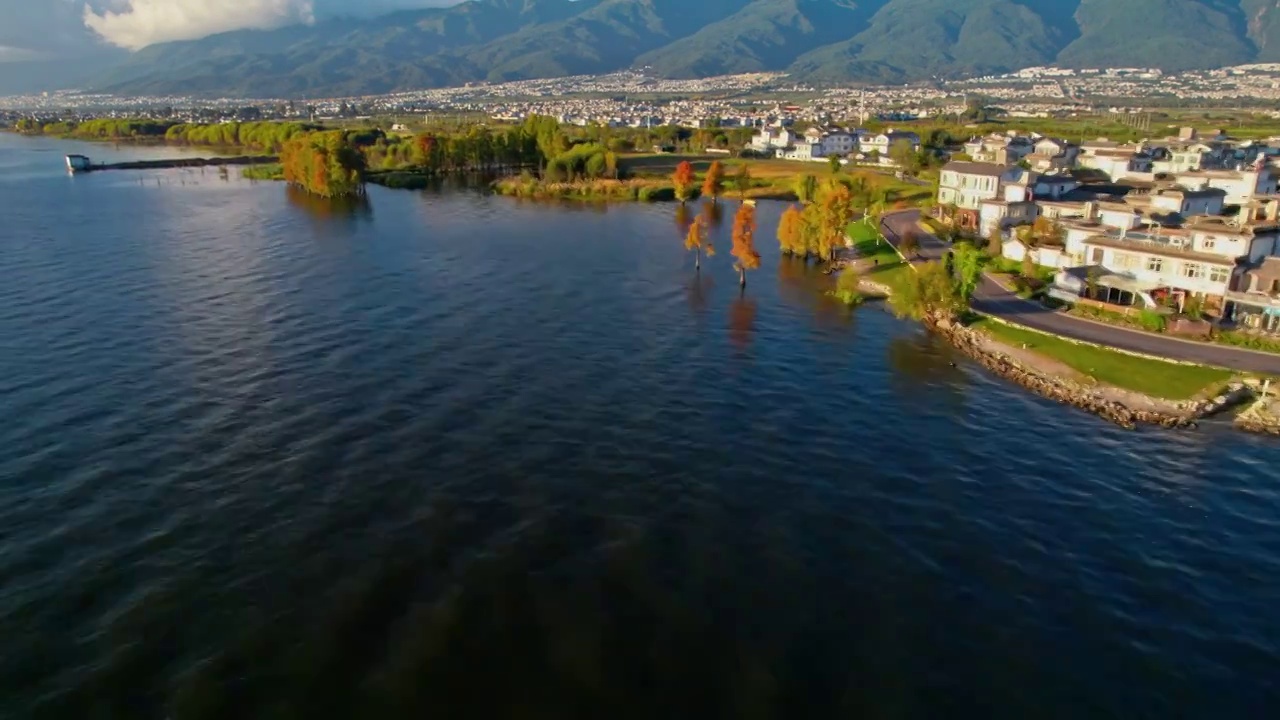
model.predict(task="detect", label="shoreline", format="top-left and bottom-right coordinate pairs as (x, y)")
top-left (928, 312), bottom-right (1263, 431)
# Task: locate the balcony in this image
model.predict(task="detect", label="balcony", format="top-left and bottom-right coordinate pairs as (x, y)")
top-left (1226, 289), bottom-right (1280, 309)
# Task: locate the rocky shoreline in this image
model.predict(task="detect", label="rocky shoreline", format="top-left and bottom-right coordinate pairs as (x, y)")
top-left (1234, 396), bottom-right (1280, 436)
top-left (927, 313), bottom-right (1254, 430)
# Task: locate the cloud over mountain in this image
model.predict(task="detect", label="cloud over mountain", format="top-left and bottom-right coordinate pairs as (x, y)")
top-left (81, 0), bottom-right (465, 51)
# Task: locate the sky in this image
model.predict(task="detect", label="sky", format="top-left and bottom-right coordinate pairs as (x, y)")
top-left (0, 0), bottom-right (466, 57)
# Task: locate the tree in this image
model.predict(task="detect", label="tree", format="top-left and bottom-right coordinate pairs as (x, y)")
top-left (735, 164), bottom-right (752, 199)
top-left (702, 160), bottom-right (724, 201)
top-left (890, 139), bottom-right (921, 175)
top-left (899, 229), bottom-right (920, 260)
top-left (1021, 250), bottom-right (1037, 280)
top-left (795, 174), bottom-right (819, 204)
top-left (828, 154), bottom-right (842, 174)
top-left (1030, 215), bottom-right (1065, 246)
top-left (685, 215), bottom-right (714, 271)
top-left (986, 230), bottom-right (1003, 257)
top-left (951, 243), bottom-right (985, 303)
top-left (731, 202), bottom-right (761, 289)
top-left (800, 204), bottom-right (823, 261)
top-left (777, 204), bottom-right (805, 256)
top-left (816, 184), bottom-right (855, 263)
top-left (888, 261), bottom-right (962, 322)
top-left (280, 130), bottom-right (365, 198)
top-left (831, 266), bottom-right (864, 306)
top-left (673, 160), bottom-right (696, 203)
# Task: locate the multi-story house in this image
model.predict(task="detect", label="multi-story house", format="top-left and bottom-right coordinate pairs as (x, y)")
top-left (1227, 256), bottom-right (1280, 332)
top-left (1145, 187), bottom-right (1226, 218)
top-left (820, 131), bottom-right (857, 157)
top-left (937, 161), bottom-right (1027, 229)
top-left (860, 129), bottom-right (920, 157)
top-left (1150, 142), bottom-right (1224, 174)
top-left (748, 126), bottom-right (794, 155)
top-left (1077, 147), bottom-right (1153, 180)
top-left (1175, 166), bottom-right (1278, 205)
top-left (965, 133), bottom-right (1035, 164)
top-left (1032, 137), bottom-right (1078, 165)
top-left (1056, 209), bottom-right (1280, 315)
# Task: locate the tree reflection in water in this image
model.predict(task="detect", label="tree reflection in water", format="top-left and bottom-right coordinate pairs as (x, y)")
top-left (728, 294), bottom-right (757, 354)
top-left (775, 256), bottom-right (850, 335)
top-left (700, 200), bottom-right (723, 231)
top-left (675, 202), bottom-right (691, 232)
top-left (686, 271), bottom-right (715, 321)
top-left (286, 184), bottom-right (373, 222)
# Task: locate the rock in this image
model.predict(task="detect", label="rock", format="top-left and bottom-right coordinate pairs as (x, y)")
top-left (933, 319), bottom-right (1199, 430)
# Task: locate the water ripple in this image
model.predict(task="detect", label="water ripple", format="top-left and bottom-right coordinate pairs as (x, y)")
top-left (0, 135), bottom-right (1278, 717)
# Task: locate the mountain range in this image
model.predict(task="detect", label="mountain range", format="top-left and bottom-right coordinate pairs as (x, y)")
top-left (46, 0), bottom-right (1280, 97)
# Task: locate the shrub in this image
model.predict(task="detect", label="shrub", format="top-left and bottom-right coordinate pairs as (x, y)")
top-left (1137, 310), bottom-right (1167, 333)
top-left (829, 271), bottom-right (865, 306)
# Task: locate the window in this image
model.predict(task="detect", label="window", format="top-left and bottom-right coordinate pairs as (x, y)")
top-left (1202, 239), bottom-right (1216, 250)
top-left (1146, 257), bottom-right (1164, 272)
top-left (1209, 266), bottom-right (1230, 284)
top-left (1113, 252), bottom-right (1139, 270)
top-left (1181, 262), bottom-right (1205, 280)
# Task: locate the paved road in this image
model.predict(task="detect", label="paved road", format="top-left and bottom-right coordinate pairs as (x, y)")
top-left (879, 210), bottom-right (1280, 374)
top-left (879, 208), bottom-right (947, 262)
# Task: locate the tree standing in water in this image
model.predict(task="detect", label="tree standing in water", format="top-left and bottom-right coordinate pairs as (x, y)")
top-left (673, 160), bottom-right (696, 203)
top-left (777, 204), bottom-right (805, 256)
top-left (702, 160), bottom-right (724, 203)
top-left (684, 215), bottom-right (714, 271)
top-left (817, 184), bottom-right (855, 263)
top-left (731, 203), bottom-right (761, 289)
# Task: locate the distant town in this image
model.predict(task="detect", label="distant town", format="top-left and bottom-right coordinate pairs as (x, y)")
top-left (6, 63), bottom-right (1280, 130)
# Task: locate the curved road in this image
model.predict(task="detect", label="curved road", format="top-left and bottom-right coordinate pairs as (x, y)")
top-left (880, 210), bottom-right (1280, 375)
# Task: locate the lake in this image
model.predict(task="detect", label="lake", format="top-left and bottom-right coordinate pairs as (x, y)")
top-left (1, 132), bottom-right (1278, 718)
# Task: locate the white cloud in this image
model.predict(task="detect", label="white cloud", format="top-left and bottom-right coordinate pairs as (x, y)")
top-left (83, 0), bottom-right (318, 50)
top-left (79, 1), bottom-right (471, 50)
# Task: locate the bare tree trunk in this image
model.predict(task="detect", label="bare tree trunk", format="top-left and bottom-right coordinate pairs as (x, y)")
top-left (739, 267), bottom-right (746, 288)
top-left (695, 249), bottom-right (701, 271)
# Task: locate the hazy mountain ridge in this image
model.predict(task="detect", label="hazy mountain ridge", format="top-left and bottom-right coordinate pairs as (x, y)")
top-left (61, 0), bottom-right (1280, 97)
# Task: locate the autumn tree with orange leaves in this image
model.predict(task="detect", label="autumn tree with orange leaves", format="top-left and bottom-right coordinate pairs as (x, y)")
top-left (816, 184), bottom-right (855, 263)
top-left (684, 215), bottom-right (714, 271)
top-left (776, 204), bottom-right (806, 257)
top-left (731, 202), bottom-right (761, 289)
top-left (673, 160), bottom-right (696, 203)
top-left (701, 160), bottom-right (724, 202)
top-left (281, 130), bottom-right (365, 198)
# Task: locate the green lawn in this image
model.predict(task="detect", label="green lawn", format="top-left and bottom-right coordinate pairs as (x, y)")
top-left (847, 220), bottom-right (899, 260)
top-left (971, 318), bottom-right (1234, 400)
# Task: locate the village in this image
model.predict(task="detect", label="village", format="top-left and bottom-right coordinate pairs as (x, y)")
top-left (936, 126), bottom-right (1280, 336)
top-left (743, 119), bottom-right (1280, 338)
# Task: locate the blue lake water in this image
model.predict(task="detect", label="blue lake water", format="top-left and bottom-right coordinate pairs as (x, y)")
top-left (1, 132), bottom-right (1278, 718)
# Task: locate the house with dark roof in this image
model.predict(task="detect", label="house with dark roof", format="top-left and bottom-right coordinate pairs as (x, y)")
top-left (1226, 256), bottom-right (1280, 333)
top-left (937, 161), bottom-right (1027, 230)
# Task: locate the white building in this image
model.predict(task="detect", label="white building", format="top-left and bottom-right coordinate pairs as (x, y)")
top-left (1175, 168), bottom-right (1277, 205)
top-left (749, 126), bottom-right (794, 154)
top-left (820, 131), bottom-right (857, 157)
top-left (860, 129), bottom-right (920, 156)
top-left (1055, 211), bottom-right (1280, 313)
